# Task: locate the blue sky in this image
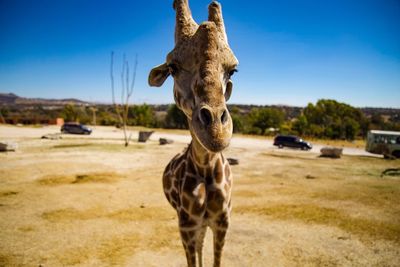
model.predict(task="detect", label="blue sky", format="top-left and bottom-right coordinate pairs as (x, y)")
top-left (0, 0), bottom-right (399, 107)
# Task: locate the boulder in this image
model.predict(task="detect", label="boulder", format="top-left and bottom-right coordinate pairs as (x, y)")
top-left (381, 168), bottom-right (400, 178)
top-left (138, 131), bottom-right (154, 143)
top-left (159, 138), bottom-right (174, 145)
top-left (0, 142), bottom-right (18, 152)
top-left (227, 158), bottom-right (239, 165)
top-left (320, 147), bottom-right (343, 158)
top-left (41, 133), bottom-right (62, 140)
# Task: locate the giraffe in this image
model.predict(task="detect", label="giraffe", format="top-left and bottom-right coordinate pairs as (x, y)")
top-left (148, 1), bottom-right (238, 266)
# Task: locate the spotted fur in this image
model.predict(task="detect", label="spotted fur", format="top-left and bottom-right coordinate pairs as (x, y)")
top-left (148, 1), bottom-right (238, 266)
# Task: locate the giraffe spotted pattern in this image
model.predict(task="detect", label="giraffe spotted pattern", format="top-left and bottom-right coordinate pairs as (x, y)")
top-left (148, 0), bottom-right (238, 266)
top-left (163, 142), bottom-right (232, 267)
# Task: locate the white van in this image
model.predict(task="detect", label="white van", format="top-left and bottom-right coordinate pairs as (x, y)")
top-left (366, 130), bottom-right (400, 158)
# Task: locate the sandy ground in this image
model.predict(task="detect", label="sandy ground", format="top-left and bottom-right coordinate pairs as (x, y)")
top-left (0, 125), bottom-right (379, 157)
top-left (0, 125), bottom-right (399, 267)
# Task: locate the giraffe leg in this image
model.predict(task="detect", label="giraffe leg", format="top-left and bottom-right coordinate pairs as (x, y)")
top-left (212, 227), bottom-right (227, 267)
top-left (211, 212), bottom-right (229, 267)
top-left (180, 228), bottom-right (197, 267)
top-left (196, 226), bottom-right (207, 267)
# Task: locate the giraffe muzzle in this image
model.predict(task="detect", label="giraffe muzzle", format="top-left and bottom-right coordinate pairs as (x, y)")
top-left (193, 105), bottom-right (232, 152)
top-left (199, 106), bottom-right (230, 127)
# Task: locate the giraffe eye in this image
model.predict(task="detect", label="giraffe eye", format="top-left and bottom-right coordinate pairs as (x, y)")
top-left (228, 69), bottom-right (238, 78)
top-left (167, 63), bottom-right (178, 76)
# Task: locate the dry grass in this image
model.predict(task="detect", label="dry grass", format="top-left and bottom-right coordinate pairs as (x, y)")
top-left (307, 138), bottom-right (366, 149)
top-left (57, 223), bottom-right (181, 266)
top-left (310, 180), bottom-right (400, 210)
top-left (235, 204), bottom-right (400, 244)
top-left (0, 191), bottom-right (19, 197)
top-left (43, 206), bottom-right (180, 266)
top-left (232, 149), bottom-right (400, 249)
top-left (1, 126), bottom-right (399, 266)
top-left (55, 232), bottom-right (142, 266)
top-left (0, 254), bottom-right (14, 267)
top-left (51, 142), bottom-right (147, 151)
top-left (95, 233), bottom-right (142, 266)
top-left (282, 246), bottom-right (339, 266)
top-left (52, 143), bottom-right (93, 149)
top-left (42, 206), bottom-right (173, 223)
top-left (108, 206), bottom-right (173, 222)
top-left (38, 172), bottom-right (122, 185)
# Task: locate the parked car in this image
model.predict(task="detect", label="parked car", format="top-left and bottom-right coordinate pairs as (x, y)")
top-left (61, 123), bottom-right (92, 135)
top-left (273, 135), bottom-right (312, 150)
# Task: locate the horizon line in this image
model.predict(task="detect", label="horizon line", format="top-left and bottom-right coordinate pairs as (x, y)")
top-left (1, 92), bottom-right (399, 109)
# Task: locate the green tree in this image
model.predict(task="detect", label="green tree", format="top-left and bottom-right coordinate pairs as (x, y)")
top-left (230, 114), bottom-right (243, 133)
top-left (62, 104), bottom-right (79, 122)
top-left (165, 104), bottom-right (188, 129)
top-left (128, 104), bottom-right (155, 127)
top-left (249, 107), bottom-right (284, 135)
top-left (229, 107), bottom-right (245, 133)
top-left (344, 117), bottom-right (360, 140)
top-left (98, 109), bottom-right (118, 125)
top-left (303, 99), bottom-right (365, 140)
top-left (292, 114), bottom-right (308, 136)
top-left (0, 107), bottom-right (8, 123)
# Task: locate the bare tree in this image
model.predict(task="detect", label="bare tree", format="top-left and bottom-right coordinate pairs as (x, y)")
top-left (110, 52), bottom-right (138, 147)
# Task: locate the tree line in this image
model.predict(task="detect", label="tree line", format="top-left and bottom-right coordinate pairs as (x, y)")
top-left (1, 99), bottom-right (399, 140)
top-left (229, 99), bottom-right (399, 140)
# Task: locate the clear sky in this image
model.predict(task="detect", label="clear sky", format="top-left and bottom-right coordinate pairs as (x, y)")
top-left (0, 0), bottom-right (399, 107)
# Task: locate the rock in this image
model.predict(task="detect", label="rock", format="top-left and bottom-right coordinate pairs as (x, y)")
top-left (41, 133), bottom-right (62, 140)
top-left (0, 142), bottom-right (18, 152)
top-left (138, 131), bottom-right (154, 143)
top-left (159, 138), bottom-right (174, 145)
top-left (381, 168), bottom-right (400, 178)
top-left (227, 158), bottom-right (239, 165)
top-left (320, 147), bottom-right (343, 158)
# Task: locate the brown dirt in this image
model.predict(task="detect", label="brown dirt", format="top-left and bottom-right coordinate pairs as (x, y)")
top-left (0, 125), bottom-right (399, 266)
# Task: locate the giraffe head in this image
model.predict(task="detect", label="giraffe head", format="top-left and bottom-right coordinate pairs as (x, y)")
top-left (149, 0), bottom-right (238, 153)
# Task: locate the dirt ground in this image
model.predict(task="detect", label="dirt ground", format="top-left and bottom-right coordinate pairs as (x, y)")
top-left (0, 125), bottom-right (399, 267)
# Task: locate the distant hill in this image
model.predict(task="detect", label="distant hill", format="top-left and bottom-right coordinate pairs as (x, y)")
top-left (0, 93), bottom-right (90, 106)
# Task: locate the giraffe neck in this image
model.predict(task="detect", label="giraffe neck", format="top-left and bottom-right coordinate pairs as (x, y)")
top-left (189, 135), bottom-right (221, 170)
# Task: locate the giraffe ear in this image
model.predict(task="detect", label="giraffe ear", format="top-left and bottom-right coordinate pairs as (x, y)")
top-left (148, 63), bottom-right (170, 87)
top-left (225, 80), bottom-right (233, 101)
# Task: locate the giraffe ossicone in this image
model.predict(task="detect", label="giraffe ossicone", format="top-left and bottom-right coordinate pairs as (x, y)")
top-left (148, 1), bottom-right (238, 266)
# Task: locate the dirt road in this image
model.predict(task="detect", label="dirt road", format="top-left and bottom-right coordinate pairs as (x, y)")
top-left (0, 125), bottom-right (378, 157)
top-left (0, 125), bottom-right (398, 266)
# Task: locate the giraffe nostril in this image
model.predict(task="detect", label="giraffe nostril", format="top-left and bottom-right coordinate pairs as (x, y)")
top-left (221, 109), bottom-right (228, 124)
top-left (199, 108), bottom-right (212, 126)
